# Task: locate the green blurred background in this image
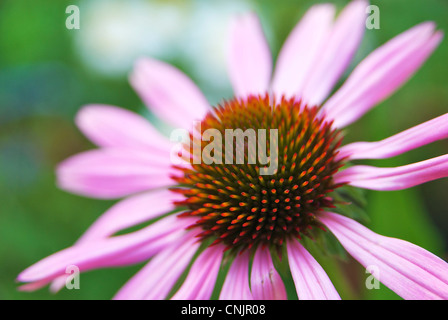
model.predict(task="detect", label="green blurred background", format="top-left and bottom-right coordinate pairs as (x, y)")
top-left (1, 0), bottom-right (447, 300)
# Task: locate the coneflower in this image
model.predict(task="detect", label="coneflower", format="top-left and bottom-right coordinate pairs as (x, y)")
top-left (18, 0), bottom-right (448, 300)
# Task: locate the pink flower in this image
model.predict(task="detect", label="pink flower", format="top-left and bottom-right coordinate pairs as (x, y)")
top-left (18, 0), bottom-right (448, 300)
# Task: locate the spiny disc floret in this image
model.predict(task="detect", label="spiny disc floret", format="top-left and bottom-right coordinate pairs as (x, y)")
top-left (172, 95), bottom-right (344, 253)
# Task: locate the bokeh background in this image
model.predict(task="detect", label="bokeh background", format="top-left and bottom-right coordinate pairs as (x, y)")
top-left (1, 0), bottom-right (448, 300)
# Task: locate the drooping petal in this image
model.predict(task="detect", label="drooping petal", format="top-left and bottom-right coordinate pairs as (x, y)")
top-left (171, 245), bottom-right (223, 300)
top-left (323, 23), bottom-right (443, 128)
top-left (227, 13), bottom-right (272, 98)
top-left (130, 58), bottom-right (210, 130)
top-left (319, 212), bottom-right (448, 300)
top-left (335, 154), bottom-right (448, 191)
top-left (75, 104), bottom-right (172, 152)
top-left (97, 228), bottom-right (185, 267)
top-left (48, 190), bottom-right (186, 292)
top-left (42, 234), bottom-right (183, 292)
top-left (17, 279), bottom-right (51, 292)
top-left (17, 215), bottom-right (191, 285)
top-left (44, 224), bottom-right (192, 293)
top-left (251, 246), bottom-right (287, 300)
top-left (220, 251), bottom-right (252, 300)
top-left (300, 0), bottom-right (366, 106)
top-left (271, 4), bottom-right (335, 99)
top-left (57, 148), bottom-right (175, 199)
top-left (76, 189), bottom-right (185, 242)
top-left (50, 227), bottom-right (188, 293)
top-left (287, 239), bottom-right (340, 300)
top-left (337, 113), bottom-right (448, 161)
top-left (114, 232), bottom-right (200, 300)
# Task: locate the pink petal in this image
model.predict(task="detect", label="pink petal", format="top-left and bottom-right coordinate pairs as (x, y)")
top-left (49, 234), bottom-right (180, 294)
top-left (17, 279), bottom-right (51, 292)
top-left (300, 0), bottom-right (367, 106)
top-left (17, 215), bottom-right (191, 284)
top-left (75, 104), bottom-right (172, 152)
top-left (48, 190), bottom-right (186, 293)
top-left (220, 251), bottom-right (252, 300)
top-left (130, 58), bottom-right (209, 130)
top-left (77, 190), bottom-right (185, 242)
top-left (227, 13), bottom-right (272, 98)
top-left (287, 239), bottom-right (340, 300)
top-left (271, 4), bottom-right (335, 99)
top-left (337, 113), bottom-right (448, 161)
top-left (171, 245), bottom-right (223, 300)
top-left (251, 246), bottom-right (287, 300)
top-left (114, 232), bottom-right (200, 300)
top-left (319, 212), bottom-right (448, 300)
top-left (335, 154), bottom-right (448, 191)
top-left (102, 230), bottom-right (186, 267)
top-left (57, 148), bottom-right (175, 199)
top-left (323, 23), bottom-right (443, 128)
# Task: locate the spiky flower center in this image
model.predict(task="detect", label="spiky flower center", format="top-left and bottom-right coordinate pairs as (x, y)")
top-left (172, 95), bottom-right (344, 253)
